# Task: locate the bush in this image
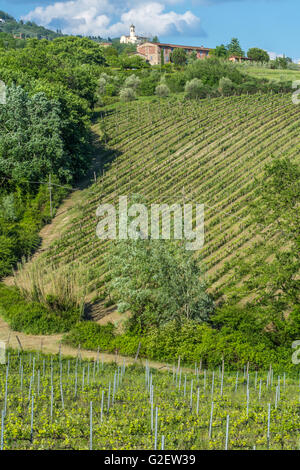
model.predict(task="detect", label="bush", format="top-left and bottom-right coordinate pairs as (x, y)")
top-left (0, 285), bottom-right (79, 334)
top-left (140, 76), bottom-right (159, 96)
top-left (155, 83), bottom-right (170, 97)
top-left (63, 321), bottom-right (116, 350)
top-left (119, 87), bottom-right (136, 102)
top-left (124, 74), bottom-right (141, 91)
top-left (63, 317), bottom-right (295, 371)
top-left (165, 72), bottom-right (186, 93)
top-left (184, 78), bottom-right (207, 99)
top-left (218, 77), bottom-right (235, 96)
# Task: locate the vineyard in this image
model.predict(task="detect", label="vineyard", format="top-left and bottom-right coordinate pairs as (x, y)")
top-left (0, 350), bottom-right (299, 450)
top-left (17, 93), bottom-right (300, 316)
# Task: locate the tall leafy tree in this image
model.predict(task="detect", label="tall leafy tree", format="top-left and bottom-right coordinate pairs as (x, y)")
top-left (107, 238), bottom-right (214, 330)
top-left (210, 44), bottom-right (228, 58)
top-left (227, 38), bottom-right (244, 57)
top-left (170, 48), bottom-right (187, 66)
top-left (247, 48), bottom-right (270, 62)
top-left (0, 85), bottom-right (66, 183)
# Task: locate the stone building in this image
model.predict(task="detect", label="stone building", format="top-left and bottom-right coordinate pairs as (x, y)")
top-left (137, 42), bottom-right (211, 65)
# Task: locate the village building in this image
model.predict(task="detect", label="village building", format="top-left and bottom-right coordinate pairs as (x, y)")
top-left (120, 25), bottom-right (148, 45)
top-left (137, 42), bottom-right (211, 65)
top-left (228, 55), bottom-right (253, 63)
top-left (0, 19), bottom-right (6, 24)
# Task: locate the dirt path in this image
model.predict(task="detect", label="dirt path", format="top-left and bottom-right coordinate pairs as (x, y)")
top-left (0, 314), bottom-right (172, 370)
top-left (0, 123), bottom-right (172, 370)
top-left (4, 190), bottom-right (82, 287)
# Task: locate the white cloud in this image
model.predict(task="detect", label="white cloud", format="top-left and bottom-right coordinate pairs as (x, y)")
top-left (22, 0), bottom-right (203, 38)
top-left (268, 51), bottom-right (284, 61)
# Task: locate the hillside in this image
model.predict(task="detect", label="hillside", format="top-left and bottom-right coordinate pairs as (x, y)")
top-left (13, 93), bottom-right (300, 321)
top-left (0, 10), bottom-right (61, 39)
top-left (238, 65), bottom-right (300, 83)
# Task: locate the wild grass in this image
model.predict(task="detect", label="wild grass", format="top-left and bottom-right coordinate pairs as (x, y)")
top-left (13, 257), bottom-right (87, 314)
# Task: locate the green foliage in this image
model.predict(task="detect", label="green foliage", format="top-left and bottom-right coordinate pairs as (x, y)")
top-left (247, 48), bottom-right (270, 62)
top-left (155, 83), bottom-right (170, 97)
top-left (119, 87), bottom-right (136, 102)
top-left (2, 350), bottom-right (299, 450)
top-left (64, 314), bottom-right (295, 371)
top-left (247, 159), bottom-right (300, 310)
top-left (0, 35), bottom-right (104, 277)
top-left (124, 74), bottom-right (141, 91)
top-left (139, 75), bottom-right (160, 96)
top-left (184, 78), bottom-right (208, 99)
top-left (0, 284), bottom-right (79, 334)
top-left (218, 77), bottom-right (235, 96)
top-left (0, 180), bottom-right (68, 278)
top-left (107, 238), bottom-right (214, 329)
top-left (185, 57), bottom-right (244, 87)
top-left (165, 72), bottom-right (186, 93)
top-left (227, 38), bottom-right (245, 57)
top-left (0, 11), bottom-right (62, 40)
top-left (0, 85), bottom-right (65, 183)
top-left (170, 48), bottom-right (187, 66)
top-left (63, 321), bottom-right (116, 350)
top-left (210, 44), bottom-right (228, 58)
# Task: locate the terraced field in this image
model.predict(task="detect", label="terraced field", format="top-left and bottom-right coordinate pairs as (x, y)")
top-left (16, 94), bottom-right (300, 315)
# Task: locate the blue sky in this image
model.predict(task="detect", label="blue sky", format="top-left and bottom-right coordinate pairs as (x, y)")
top-left (0, 0), bottom-right (299, 60)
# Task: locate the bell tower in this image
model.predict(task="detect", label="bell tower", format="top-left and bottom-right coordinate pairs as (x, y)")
top-left (130, 24), bottom-right (136, 38)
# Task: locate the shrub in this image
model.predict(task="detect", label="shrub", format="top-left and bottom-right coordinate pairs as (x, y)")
top-left (218, 76), bottom-right (235, 96)
top-left (98, 77), bottom-right (106, 95)
top-left (63, 321), bottom-right (116, 350)
top-left (119, 87), bottom-right (136, 102)
top-left (124, 74), bottom-right (141, 91)
top-left (140, 76), bottom-right (159, 96)
top-left (155, 83), bottom-right (170, 97)
top-left (0, 285), bottom-right (79, 334)
top-left (184, 78), bottom-right (207, 99)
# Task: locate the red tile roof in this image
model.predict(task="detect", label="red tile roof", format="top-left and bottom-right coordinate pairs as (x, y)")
top-left (152, 42), bottom-right (210, 51)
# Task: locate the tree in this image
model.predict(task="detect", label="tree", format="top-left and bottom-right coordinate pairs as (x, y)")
top-left (170, 48), bottom-right (187, 66)
top-left (210, 44), bottom-right (228, 59)
top-left (247, 48), bottom-right (270, 62)
top-left (218, 77), bottom-right (235, 96)
top-left (227, 38), bottom-right (244, 57)
top-left (119, 87), bottom-right (136, 102)
top-left (187, 51), bottom-right (197, 64)
top-left (0, 85), bottom-right (66, 183)
top-left (107, 238), bottom-right (214, 329)
top-left (184, 78), bottom-right (207, 99)
top-left (152, 35), bottom-right (159, 43)
top-left (124, 74), bottom-right (141, 91)
top-left (155, 83), bottom-right (170, 97)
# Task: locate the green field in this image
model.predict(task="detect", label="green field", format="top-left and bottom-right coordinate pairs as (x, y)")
top-left (240, 66), bottom-right (300, 83)
top-left (0, 350), bottom-right (299, 450)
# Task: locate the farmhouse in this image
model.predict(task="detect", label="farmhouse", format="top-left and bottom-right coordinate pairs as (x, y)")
top-left (229, 55), bottom-right (253, 63)
top-left (137, 42), bottom-right (211, 65)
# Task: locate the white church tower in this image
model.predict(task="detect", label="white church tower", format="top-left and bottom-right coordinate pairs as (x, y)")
top-left (129, 24), bottom-right (136, 40)
top-left (120, 25), bottom-right (148, 44)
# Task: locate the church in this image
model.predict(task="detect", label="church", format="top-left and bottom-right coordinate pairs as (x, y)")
top-left (120, 25), bottom-right (148, 45)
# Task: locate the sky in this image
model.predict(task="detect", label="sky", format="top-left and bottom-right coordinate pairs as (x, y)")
top-left (0, 0), bottom-right (299, 61)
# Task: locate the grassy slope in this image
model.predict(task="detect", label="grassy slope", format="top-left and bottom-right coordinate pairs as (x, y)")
top-left (14, 93), bottom-right (300, 316)
top-left (239, 66), bottom-right (300, 82)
